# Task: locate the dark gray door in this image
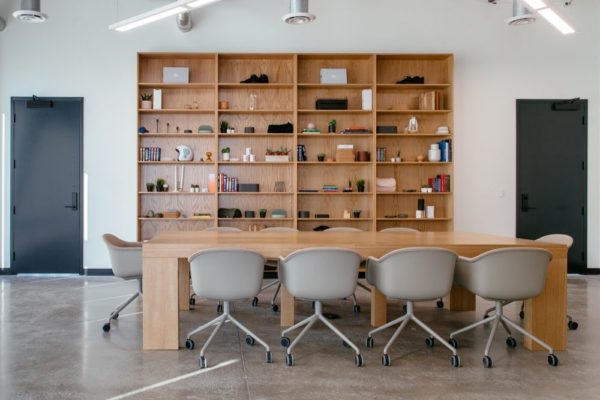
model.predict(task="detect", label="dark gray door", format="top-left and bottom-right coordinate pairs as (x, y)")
top-left (516, 99), bottom-right (587, 273)
top-left (11, 97), bottom-right (83, 274)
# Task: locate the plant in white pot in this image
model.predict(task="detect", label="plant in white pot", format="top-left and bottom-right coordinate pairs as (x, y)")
top-left (140, 93), bottom-right (153, 110)
top-left (221, 147), bottom-right (231, 161)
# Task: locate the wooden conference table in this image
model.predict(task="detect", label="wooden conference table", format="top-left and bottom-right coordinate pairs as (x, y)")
top-left (142, 231), bottom-right (568, 352)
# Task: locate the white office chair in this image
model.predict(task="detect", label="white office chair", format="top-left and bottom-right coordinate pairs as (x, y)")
top-left (365, 248), bottom-right (461, 367)
top-left (101, 234), bottom-right (143, 333)
top-left (189, 226), bottom-right (242, 310)
top-left (324, 227), bottom-right (367, 313)
top-left (279, 248), bottom-right (364, 367)
top-left (482, 234), bottom-right (578, 330)
top-left (449, 248), bottom-right (559, 368)
top-left (184, 248), bottom-right (272, 368)
top-left (252, 227), bottom-right (298, 312)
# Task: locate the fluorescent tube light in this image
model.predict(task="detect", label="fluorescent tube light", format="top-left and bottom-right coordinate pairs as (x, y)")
top-left (538, 8), bottom-right (575, 35)
top-left (109, 0), bottom-right (222, 32)
top-left (521, 0), bottom-right (547, 10)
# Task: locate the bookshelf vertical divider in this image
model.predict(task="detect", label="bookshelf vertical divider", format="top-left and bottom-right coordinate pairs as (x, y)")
top-left (137, 53), bottom-right (454, 240)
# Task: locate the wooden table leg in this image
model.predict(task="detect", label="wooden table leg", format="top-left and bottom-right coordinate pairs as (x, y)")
top-left (446, 286), bottom-right (476, 311)
top-left (178, 259), bottom-right (190, 311)
top-left (371, 287), bottom-right (387, 327)
top-left (280, 285), bottom-right (295, 327)
top-left (524, 249), bottom-right (567, 351)
top-left (143, 257), bottom-right (180, 350)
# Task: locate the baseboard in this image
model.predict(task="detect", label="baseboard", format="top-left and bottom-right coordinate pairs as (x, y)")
top-left (0, 268), bottom-right (13, 275)
top-left (581, 268), bottom-right (600, 275)
top-left (84, 269), bottom-right (114, 276)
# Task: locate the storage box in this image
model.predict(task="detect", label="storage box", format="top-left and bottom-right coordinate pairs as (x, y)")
top-left (239, 183), bottom-right (259, 192)
top-left (336, 149), bottom-right (355, 162)
top-left (163, 67), bottom-right (189, 84)
top-left (316, 98), bottom-right (348, 110)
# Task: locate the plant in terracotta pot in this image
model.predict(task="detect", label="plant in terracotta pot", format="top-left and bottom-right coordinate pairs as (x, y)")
top-left (317, 152), bottom-right (326, 162)
top-left (141, 93), bottom-right (153, 110)
top-left (221, 147), bottom-right (231, 161)
top-left (356, 179), bottom-right (366, 193)
top-left (156, 178), bottom-right (166, 192)
top-left (146, 182), bottom-right (155, 192)
top-left (259, 208), bottom-right (267, 218)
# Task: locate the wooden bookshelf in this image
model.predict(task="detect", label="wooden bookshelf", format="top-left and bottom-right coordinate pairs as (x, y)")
top-left (137, 53), bottom-right (453, 240)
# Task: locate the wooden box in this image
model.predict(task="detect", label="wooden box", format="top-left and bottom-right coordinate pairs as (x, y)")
top-left (336, 149), bottom-right (356, 162)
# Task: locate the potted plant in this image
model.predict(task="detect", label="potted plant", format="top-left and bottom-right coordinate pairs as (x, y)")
top-left (265, 147), bottom-right (291, 162)
top-left (221, 147), bottom-right (231, 161)
top-left (328, 119), bottom-right (337, 133)
top-left (259, 208), bottom-right (267, 218)
top-left (220, 120), bottom-right (229, 134)
top-left (140, 93), bottom-right (153, 109)
top-left (317, 152), bottom-right (326, 162)
top-left (353, 209), bottom-right (362, 218)
top-left (421, 184), bottom-right (432, 193)
top-left (356, 179), bottom-right (366, 193)
top-left (146, 182), bottom-right (155, 192)
top-left (156, 178), bottom-right (166, 192)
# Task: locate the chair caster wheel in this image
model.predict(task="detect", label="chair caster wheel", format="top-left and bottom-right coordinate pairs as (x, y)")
top-left (382, 353), bottom-right (391, 367)
top-left (436, 300), bottom-right (444, 309)
top-left (548, 354), bottom-right (559, 367)
top-left (102, 323), bottom-right (111, 332)
top-left (266, 351), bottom-right (273, 364)
top-left (216, 304), bottom-right (223, 313)
top-left (245, 335), bottom-right (256, 346)
top-left (448, 338), bottom-right (458, 349)
top-left (355, 354), bottom-right (363, 367)
top-left (251, 297), bottom-right (259, 307)
top-left (451, 355), bottom-right (461, 368)
top-left (353, 304), bottom-right (361, 313)
top-left (483, 355), bottom-right (493, 368)
top-left (506, 337), bottom-right (517, 348)
top-left (271, 304), bottom-right (279, 312)
top-left (425, 337), bottom-right (435, 348)
top-left (185, 338), bottom-right (195, 350)
top-left (519, 310), bottom-right (525, 319)
top-left (285, 353), bottom-right (294, 366)
top-left (189, 297), bottom-right (196, 306)
top-left (280, 336), bottom-right (291, 348)
top-left (366, 336), bottom-right (374, 348)
top-left (568, 320), bottom-right (578, 330)
top-left (199, 356), bottom-right (207, 369)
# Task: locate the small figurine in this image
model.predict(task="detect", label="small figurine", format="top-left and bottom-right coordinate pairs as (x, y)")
top-left (206, 151), bottom-right (213, 162)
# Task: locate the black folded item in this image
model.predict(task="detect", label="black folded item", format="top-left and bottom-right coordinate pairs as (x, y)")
top-left (315, 213), bottom-right (330, 218)
top-left (239, 183), bottom-right (259, 192)
top-left (267, 122), bottom-right (294, 133)
top-left (377, 125), bottom-right (398, 134)
top-left (313, 225), bottom-right (330, 231)
top-left (316, 98), bottom-right (348, 110)
top-left (218, 208), bottom-right (242, 218)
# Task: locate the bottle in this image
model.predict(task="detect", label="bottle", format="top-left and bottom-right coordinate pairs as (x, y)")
top-left (248, 92), bottom-right (257, 111)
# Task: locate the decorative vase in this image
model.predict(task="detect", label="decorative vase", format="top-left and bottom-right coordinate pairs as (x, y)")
top-left (428, 144), bottom-right (441, 162)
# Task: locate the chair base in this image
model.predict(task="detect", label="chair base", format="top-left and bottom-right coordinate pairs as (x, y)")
top-left (102, 278), bottom-right (142, 333)
top-left (483, 301), bottom-right (579, 331)
top-left (185, 301), bottom-right (271, 369)
top-left (280, 301), bottom-right (362, 367)
top-left (367, 301), bottom-right (459, 367)
top-left (451, 301), bottom-right (557, 367)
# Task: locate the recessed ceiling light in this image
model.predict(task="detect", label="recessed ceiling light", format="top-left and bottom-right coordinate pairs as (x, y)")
top-left (538, 8), bottom-right (575, 35)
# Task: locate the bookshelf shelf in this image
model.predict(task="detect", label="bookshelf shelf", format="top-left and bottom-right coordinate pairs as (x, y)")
top-left (137, 52), bottom-right (453, 239)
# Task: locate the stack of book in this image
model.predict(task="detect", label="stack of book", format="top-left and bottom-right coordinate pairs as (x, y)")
top-left (139, 147), bottom-right (161, 161)
top-left (321, 185), bottom-right (339, 192)
top-left (218, 173), bottom-right (239, 192)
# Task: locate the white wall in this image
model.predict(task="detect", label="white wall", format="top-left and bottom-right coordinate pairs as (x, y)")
top-left (0, 0), bottom-right (598, 270)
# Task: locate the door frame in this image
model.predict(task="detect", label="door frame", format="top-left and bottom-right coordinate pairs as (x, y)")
top-left (516, 98), bottom-right (588, 273)
top-left (10, 96), bottom-right (84, 275)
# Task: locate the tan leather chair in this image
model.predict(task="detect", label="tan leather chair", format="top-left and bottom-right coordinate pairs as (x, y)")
top-left (101, 234), bottom-right (142, 333)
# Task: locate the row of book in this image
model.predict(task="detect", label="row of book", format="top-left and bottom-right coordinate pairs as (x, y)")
top-left (322, 185), bottom-right (339, 192)
top-left (428, 175), bottom-right (451, 193)
top-left (139, 147), bottom-right (162, 161)
top-left (437, 140), bottom-right (452, 162)
top-left (218, 173), bottom-right (239, 192)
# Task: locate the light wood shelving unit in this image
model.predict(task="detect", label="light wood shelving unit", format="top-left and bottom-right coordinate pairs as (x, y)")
top-left (137, 53), bottom-right (453, 240)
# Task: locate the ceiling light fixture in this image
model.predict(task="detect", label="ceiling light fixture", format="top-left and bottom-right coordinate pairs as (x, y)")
top-left (506, 0), bottom-right (536, 26)
top-left (13, 0), bottom-right (47, 23)
top-left (283, 0), bottom-right (316, 25)
top-left (109, 0), bottom-right (222, 32)
top-left (538, 8), bottom-right (575, 34)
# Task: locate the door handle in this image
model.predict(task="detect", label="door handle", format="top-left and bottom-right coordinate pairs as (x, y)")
top-left (521, 194), bottom-right (536, 212)
top-left (64, 192), bottom-right (78, 211)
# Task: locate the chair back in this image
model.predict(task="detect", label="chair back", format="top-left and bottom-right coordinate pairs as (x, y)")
top-left (367, 248), bottom-right (456, 300)
top-left (261, 227), bottom-right (298, 232)
top-left (188, 249), bottom-right (265, 301)
top-left (536, 234), bottom-right (573, 249)
top-left (279, 248), bottom-right (362, 300)
top-left (205, 226), bottom-right (242, 232)
top-left (102, 234), bottom-right (142, 279)
top-left (324, 227), bottom-right (363, 232)
top-left (455, 248), bottom-right (552, 301)
top-left (379, 227), bottom-right (419, 233)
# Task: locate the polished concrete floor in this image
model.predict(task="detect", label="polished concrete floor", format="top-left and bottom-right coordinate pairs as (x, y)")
top-left (0, 275), bottom-right (598, 400)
